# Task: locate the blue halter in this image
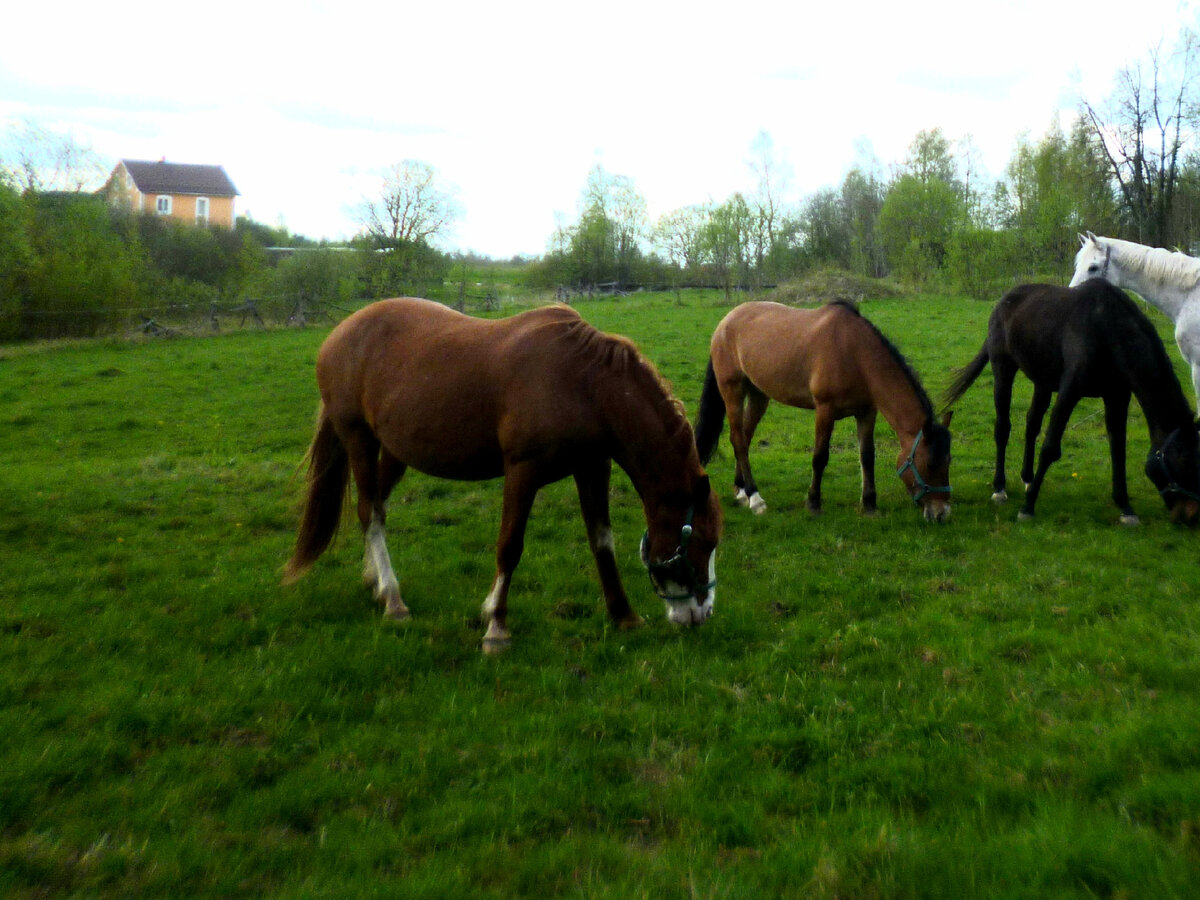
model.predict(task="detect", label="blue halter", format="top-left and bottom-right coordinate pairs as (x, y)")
top-left (896, 429), bottom-right (952, 506)
top-left (640, 505), bottom-right (716, 603)
top-left (1148, 427), bottom-right (1200, 504)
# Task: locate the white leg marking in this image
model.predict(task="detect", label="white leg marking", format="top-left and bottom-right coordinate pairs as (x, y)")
top-left (748, 492), bottom-right (767, 515)
top-left (364, 518), bottom-right (399, 599)
top-left (592, 525), bottom-right (615, 554)
top-left (734, 487), bottom-right (750, 506)
top-left (482, 574), bottom-right (507, 620)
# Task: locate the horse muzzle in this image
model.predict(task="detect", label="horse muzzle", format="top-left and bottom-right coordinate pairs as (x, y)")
top-left (663, 593), bottom-right (715, 626)
top-left (923, 498), bottom-right (952, 523)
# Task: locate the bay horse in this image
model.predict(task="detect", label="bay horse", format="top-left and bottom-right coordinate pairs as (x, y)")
top-left (942, 279), bottom-right (1200, 525)
top-left (693, 300), bottom-right (953, 521)
top-left (284, 297), bottom-right (722, 653)
top-left (1071, 232), bottom-right (1200, 410)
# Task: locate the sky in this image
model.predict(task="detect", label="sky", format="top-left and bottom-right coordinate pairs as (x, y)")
top-left (2, 0), bottom-right (1197, 258)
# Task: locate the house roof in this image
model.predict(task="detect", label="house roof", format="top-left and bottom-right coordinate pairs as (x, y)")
top-left (120, 159), bottom-right (239, 197)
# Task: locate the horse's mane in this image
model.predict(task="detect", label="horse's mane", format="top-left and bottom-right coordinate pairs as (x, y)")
top-left (1086, 280), bottom-right (1196, 422)
top-left (828, 300), bottom-right (936, 421)
top-left (558, 313), bottom-right (695, 452)
top-left (1103, 237), bottom-right (1200, 292)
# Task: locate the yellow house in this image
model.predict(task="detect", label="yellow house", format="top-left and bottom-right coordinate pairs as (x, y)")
top-left (104, 159), bottom-right (239, 228)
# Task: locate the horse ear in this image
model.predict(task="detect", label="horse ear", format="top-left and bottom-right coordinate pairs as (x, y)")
top-left (1086, 230), bottom-right (1098, 243)
top-left (941, 409), bottom-right (954, 428)
top-left (1078, 232), bottom-right (1088, 247)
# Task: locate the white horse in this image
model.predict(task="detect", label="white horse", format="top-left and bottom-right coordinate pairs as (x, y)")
top-left (1071, 232), bottom-right (1200, 411)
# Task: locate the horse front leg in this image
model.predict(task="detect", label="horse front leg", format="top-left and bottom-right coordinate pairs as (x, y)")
top-left (856, 410), bottom-right (878, 514)
top-left (1021, 386), bottom-right (1052, 489)
top-left (807, 405), bottom-right (835, 515)
top-left (482, 463), bottom-right (539, 654)
top-left (1103, 392), bottom-right (1138, 525)
top-left (573, 461), bottom-right (643, 630)
top-left (1019, 387), bottom-right (1082, 520)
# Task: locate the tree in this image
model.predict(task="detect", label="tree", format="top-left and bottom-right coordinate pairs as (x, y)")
top-left (1080, 30), bottom-right (1198, 246)
top-left (653, 204), bottom-right (708, 287)
top-left (798, 187), bottom-right (849, 270)
top-left (702, 194), bottom-right (753, 301)
top-left (903, 128), bottom-right (958, 187)
top-left (0, 121), bottom-right (108, 193)
top-left (878, 174), bottom-right (964, 284)
top-left (356, 160), bottom-right (458, 295)
top-left (747, 131), bottom-right (790, 285)
top-left (841, 168), bottom-right (887, 278)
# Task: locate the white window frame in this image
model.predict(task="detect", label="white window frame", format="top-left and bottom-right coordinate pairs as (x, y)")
top-left (155, 195), bottom-right (172, 215)
top-left (195, 196), bottom-right (210, 223)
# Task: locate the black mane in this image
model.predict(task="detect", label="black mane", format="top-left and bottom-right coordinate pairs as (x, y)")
top-left (829, 300), bottom-right (936, 422)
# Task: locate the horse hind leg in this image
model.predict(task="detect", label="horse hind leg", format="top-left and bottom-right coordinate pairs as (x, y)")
top-left (731, 387), bottom-right (769, 514)
top-left (990, 360), bottom-right (1017, 503)
top-left (1021, 386), bottom-right (1052, 490)
top-left (344, 425), bottom-right (410, 620)
top-left (481, 463), bottom-right (539, 654)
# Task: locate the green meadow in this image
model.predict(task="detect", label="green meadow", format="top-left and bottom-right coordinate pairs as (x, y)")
top-left (3, 291), bottom-right (1200, 897)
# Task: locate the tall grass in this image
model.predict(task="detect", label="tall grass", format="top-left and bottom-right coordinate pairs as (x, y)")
top-left (2, 291), bottom-right (1199, 896)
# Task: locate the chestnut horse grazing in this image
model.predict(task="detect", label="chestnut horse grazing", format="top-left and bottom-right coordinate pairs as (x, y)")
top-left (942, 279), bottom-right (1200, 525)
top-left (694, 301), bottom-right (952, 521)
top-left (285, 298), bottom-right (722, 653)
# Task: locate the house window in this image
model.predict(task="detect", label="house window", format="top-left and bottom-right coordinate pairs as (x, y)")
top-left (155, 195), bottom-right (172, 215)
top-left (196, 197), bottom-right (210, 223)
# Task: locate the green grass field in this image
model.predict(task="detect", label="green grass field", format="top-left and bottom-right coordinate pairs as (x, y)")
top-left (3, 290), bottom-right (1200, 897)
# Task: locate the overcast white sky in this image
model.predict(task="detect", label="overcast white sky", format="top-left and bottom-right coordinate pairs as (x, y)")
top-left (2, 1), bottom-right (1196, 257)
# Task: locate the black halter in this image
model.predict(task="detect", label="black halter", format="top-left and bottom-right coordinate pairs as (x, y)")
top-left (640, 506), bottom-right (716, 603)
top-left (1147, 427), bottom-right (1200, 503)
top-left (896, 429), bottom-right (952, 506)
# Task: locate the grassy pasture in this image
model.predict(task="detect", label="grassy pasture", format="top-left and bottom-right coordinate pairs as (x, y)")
top-left (2, 290), bottom-right (1200, 897)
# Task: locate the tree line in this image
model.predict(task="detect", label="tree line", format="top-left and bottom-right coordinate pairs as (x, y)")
top-left (533, 30), bottom-right (1200, 300)
top-left (2, 29), bottom-right (1197, 341)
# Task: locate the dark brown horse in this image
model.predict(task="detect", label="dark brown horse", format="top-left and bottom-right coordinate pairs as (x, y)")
top-left (285, 297), bottom-right (722, 653)
top-left (943, 279), bottom-right (1200, 525)
top-left (694, 300), bottom-right (953, 521)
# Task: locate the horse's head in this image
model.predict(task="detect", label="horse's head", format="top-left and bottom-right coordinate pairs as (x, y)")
top-left (1070, 232), bottom-right (1114, 288)
top-left (640, 475), bottom-right (723, 626)
top-left (896, 413), bottom-right (953, 523)
top-left (1145, 424), bottom-right (1200, 526)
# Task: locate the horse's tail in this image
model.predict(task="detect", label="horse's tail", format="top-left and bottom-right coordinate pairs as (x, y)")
top-left (284, 406), bottom-right (349, 582)
top-left (941, 344), bottom-right (990, 412)
top-left (693, 358), bottom-right (726, 465)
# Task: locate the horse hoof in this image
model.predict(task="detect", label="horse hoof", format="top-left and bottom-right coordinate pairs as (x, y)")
top-left (734, 488), bottom-right (750, 507)
top-left (748, 493), bottom-right (767, 515)
top-left (481, 636), bottom-right (511, 655)
top-left (617, 613), bottom-right (646, 631)
top-left (383, 602), bottom-right (411, 621)
top-left (1119, 514), bottom-right (1141, 527)
top-left (1017, 510), bottom-right (1035, 521)
top-left (991, 490), bottom-right (1008, 504)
